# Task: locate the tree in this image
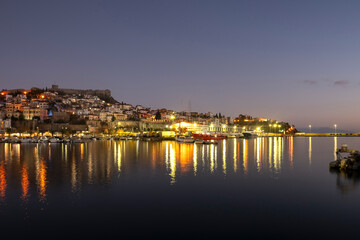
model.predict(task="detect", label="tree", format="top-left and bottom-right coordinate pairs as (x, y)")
top-left (155, 111), bottom-right (161, 120)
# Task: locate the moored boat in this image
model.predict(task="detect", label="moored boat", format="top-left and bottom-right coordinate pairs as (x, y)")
top-left (175, 135), bottom-right (195, 143)
top-left (192, 133), bottom-right (227, 141)
top-left (242, 131), bottom-right (258, 138)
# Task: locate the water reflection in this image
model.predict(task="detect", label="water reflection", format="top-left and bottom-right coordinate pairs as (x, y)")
top-left (21, 164), bottom-right (30, 202)
top-left (0, 161), bottom-right (6, 201)
top-left (329, 169), bottom-right (360, 195)
top-left (0, 138), bottom-right (293, 198)
top-left (334, 137), bottom-right (338, 160)
top-left (309, 137), bottom-right (312, 166)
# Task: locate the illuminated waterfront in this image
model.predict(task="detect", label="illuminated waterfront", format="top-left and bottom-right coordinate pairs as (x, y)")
top-left (1, 137), bottom-right (360, 238)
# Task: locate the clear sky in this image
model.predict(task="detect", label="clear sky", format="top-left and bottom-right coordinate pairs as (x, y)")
top-left (1, 0), bottom-right (360, 130)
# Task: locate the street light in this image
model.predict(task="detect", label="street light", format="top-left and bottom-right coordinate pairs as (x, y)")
top-left (334, 124), bottom-right (337, 134)
top-left (309, 125), bottom-right (311, 133)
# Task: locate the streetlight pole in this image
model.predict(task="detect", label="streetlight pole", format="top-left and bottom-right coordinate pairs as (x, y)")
top-left (309, 125), bottom-right (311, 133)
top-left (334, 124), bottom-right (337, 134)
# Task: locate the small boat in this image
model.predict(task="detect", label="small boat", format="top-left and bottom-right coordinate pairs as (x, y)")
top-left (176, 135), bottom-right (195, 143)
top-left (20, 137), bottom-right (32, 143)
top-left (49, 137), bottom-right (61, 143)
top-left (195, 139), bottom-right (204, 144)
top-left (242, 131), bottom-right (258, 138)
top-left (39, 137), bottom-right (49, 143)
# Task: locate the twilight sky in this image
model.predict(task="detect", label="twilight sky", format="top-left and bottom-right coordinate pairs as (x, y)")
top-left (1, 0), bottom-right (360, 130)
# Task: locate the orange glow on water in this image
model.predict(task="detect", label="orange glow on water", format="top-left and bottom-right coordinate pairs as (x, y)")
top-left (21, 165), bottom-right (30, 201)
top-left (0, 162), bottom-right (6, 199)
top-left (39, 160), bottom-right (47, 201)
top-left (179, 144), bottom-right (193, 174)
top-left (243, 139), bottom-right (248, 175)
top-left (288, 137), bottom-right (294, 168)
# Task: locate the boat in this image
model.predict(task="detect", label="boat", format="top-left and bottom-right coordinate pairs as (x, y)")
top-left (175, 135), bottom-right (195, 143)
top-left (49, 137), bottom-right (61, 143)
top-left (20, 137), bottom-right (33, 143)
top-left (203, 140), bottom-right (218, 144)
top-left (242, 131), bottom-right (258, 138)
top-left (71, 137), bottom-right (84, 143)
top-left (39, 136), bottom-right (49, 143)
top-left (228, 133), bottom-right (244, 138)
top-left (192, 133), bottom-right (227, 141)
top-left (329, 144), bottom-right (360, 170)
top-left (195, 139), bottom-right (204, 144)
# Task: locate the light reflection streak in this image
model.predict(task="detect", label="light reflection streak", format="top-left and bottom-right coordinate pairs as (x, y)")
top-left (273, 137), bottom-right (279, 172)
top-left (256, 138), bottom-right (261, 172)
top-left (71, 153), bottom-right (78, 192)
top-left (165, 142), bottom-right (169, 170)
top-left (193, 144), bottom-right (197, 176)
top-left (269, 137), bottom-right (273, 168)
top-left (4, 143), bottom-right (9, 162)
top-left (334, 137), bottom-right (337, 161)
top-left (233, 138), bottom-right (237, 172)
top-left (210, 144), bottom-right (215, 173)
top-left (39, 159), bottom-right (47, 202)
top-left (88, 145), bottom-right (93, 183)
top-left (169, 144), bottom-right (176, 185)
top-left (309, 137), bottom-right (312, 166)
top-left (117, 143), bottom-right (121, 172)
top-left (80, 143), bottom-right (84, 160)
top-left (0, 161), bottom-right (6, 200)
top-left (243, 139), bottom-right (248, 175)
top-left (202, 145), bottom-right (205, 167)
top-left (21, 164), bottom-right (30, 202)
top-left (222, 140), bottom-right (226, 175)
top-left (288, 137), bottom-right (293, 168)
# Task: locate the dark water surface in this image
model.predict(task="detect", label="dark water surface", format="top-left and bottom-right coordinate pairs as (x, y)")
top-left (1, 137), bottom-right (360, 239)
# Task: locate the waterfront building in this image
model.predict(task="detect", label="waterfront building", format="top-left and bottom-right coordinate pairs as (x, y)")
top-left (22, 106), bottom-right (48, 120)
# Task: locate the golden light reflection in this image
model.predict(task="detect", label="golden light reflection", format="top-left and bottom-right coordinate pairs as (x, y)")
top-left (21, 165), bottom-right (30, 201)
top-left (4, 143), bottom-right (9, 162)
top-left (243, 139), bottom-right (248, 175)
top-left (88, 146), bottom-right (93, 183)
top-left (233, 138), bottom-right (237, 172)
top-left (222, 140), bottom-right (226, 175)
top-left (334, 137), bottom-right (337, 161)
top-left (0, 161), bottom-right (6, 200)
top-left (210, 144), bottom-right (215, 173)
top-left (193, 143), bottom-right (197, 176)
top-left (117, 143), bottom-right (122, 172)
top-left (39, 160), bottom-right (47, 202)
top-left (273, 137), bottom-right (282, 172)
top-left (179, 144), bottom-right (193, 174)
top-left (288, 137), bottom-right (293, 168)
top-left (256, 138), bottom-right (261, 172)
top-left (169, 143), bottom-right (176, 185)
top-left (269, 137), bottom-right (273, 168)
top-left (80, 143), bottom-right (84, 160)
top-left (309, 137), bottom-right (312, 166)
top-left (165, 142), bottom-right (169, 170)
top-left (71, 154), bottom-right (78, 192)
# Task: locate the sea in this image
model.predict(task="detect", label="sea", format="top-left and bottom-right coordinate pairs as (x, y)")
top-left (0, 137), bottom-right (360, 239)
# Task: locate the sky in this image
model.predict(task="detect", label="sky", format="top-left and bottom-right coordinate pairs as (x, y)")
top-left (1, 0), bottom-right (360, 130)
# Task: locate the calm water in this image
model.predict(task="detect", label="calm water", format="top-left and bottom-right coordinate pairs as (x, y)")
top-left (1, 137), bottom-right (360, 238)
